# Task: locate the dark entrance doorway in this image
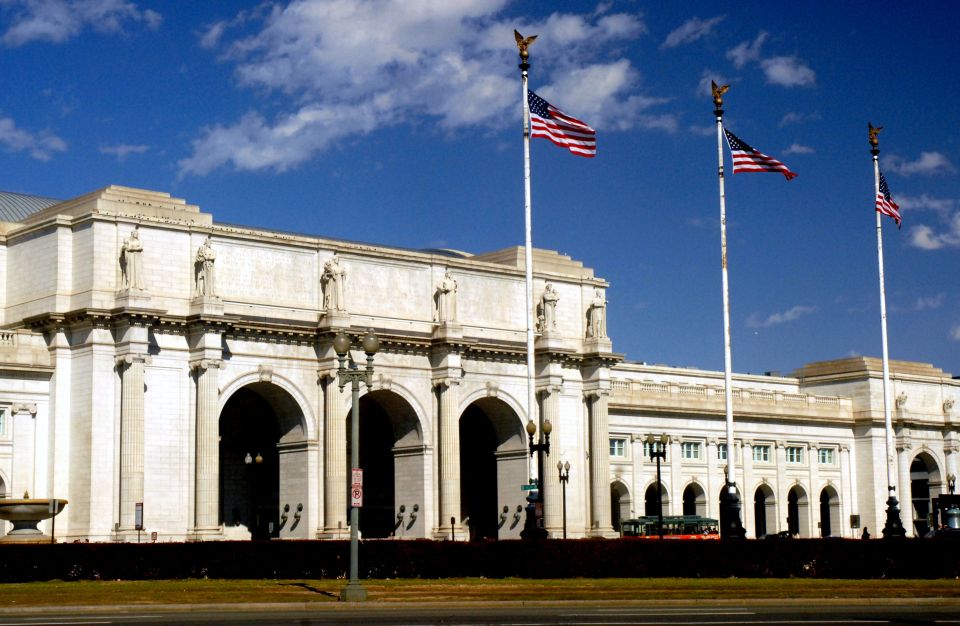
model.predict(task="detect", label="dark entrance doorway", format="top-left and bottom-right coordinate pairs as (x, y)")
top-left (350, 396), bottom-right (395, 539)
top-left (460, 405), bottom-right (498, 541)
top-left (787, 489), bottom-right (799, 536)
top-left (755, 488), bottom-right (768, 537)
top-left (819, 490), bottom-right (831, 537)
top-left (220, 386), bottom-right (281, 540)
top-left (644, 483), bottom-right (665, 516)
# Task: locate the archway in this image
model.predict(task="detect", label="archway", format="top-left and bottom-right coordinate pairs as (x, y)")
top-left (682, 483), bottom-right (706, 516)
top-left (910, 453), bottom-right (941, 537)
top-left (753, 484), bottom-right (776, 538)
top-left (220, 382), bottom-right (307, 540)
top-left (787, 485), bottom-right (809, 537)
top-left (611, 481), bottom-right (631, 532)
top-left (644, 482), bottom-right (668, 517)
top-left (350, 390), bottom-right (424, 539)
top-left (819, 485), bottom-right (841, 537)
top-left (459, 398), bottom-right (526, 541)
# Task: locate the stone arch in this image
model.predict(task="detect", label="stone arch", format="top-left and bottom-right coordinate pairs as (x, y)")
top-left (682, 481), bottom-right (707, 517)
top-left (459, 386), bottom-right (529, 424)
top-left (909, 451), bottom-right (942, 537)
top-left (218, 380), bottom-right (312, 541)
top-left (753, 482), bottom-right (776, 538)
top-left (459, 396), bottom-right (527, 541)
top-left (218, 369), bottom-right (316, 440)
top-left (366, 380), bottom-right (431, 446)
top-left (819, 483), bottom-right (841, 537)
top-left (787, 483), bottom-right (810, 537)
top-left (611, 479), bottom-right (631, 532)
top-left (644, 479), bottom-right (670, 516)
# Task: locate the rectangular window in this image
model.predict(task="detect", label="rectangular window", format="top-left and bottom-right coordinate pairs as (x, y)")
top-left (609, 438), bottom-right (626, 458)
top-left (681, 441), bottom-right (701, 460)
top-left (818, 448), bottom-right (835, 465)
top-left (786, 446), bottom-right (804, 464)
top-left (752, 445), bottom-right (770, 463)
top-left (717, 444), bottom-right (727, 460)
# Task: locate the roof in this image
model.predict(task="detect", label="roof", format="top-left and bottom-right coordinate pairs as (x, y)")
top-left (0, 191), bottom-right (62, 222)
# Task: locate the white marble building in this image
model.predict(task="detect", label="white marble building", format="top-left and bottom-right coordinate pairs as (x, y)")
top-left (0, 186), bottom-right (956, 542)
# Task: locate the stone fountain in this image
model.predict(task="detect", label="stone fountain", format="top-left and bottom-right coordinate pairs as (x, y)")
top-left (0, 494), bottom-right (68, 543)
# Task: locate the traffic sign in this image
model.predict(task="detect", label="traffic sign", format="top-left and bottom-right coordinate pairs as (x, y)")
top-left (351, 468), bottom-right (363, 487)
top-left (351, 486), bottom-right (363, 508)
top-left (521, 484), bottom-right (538, 491)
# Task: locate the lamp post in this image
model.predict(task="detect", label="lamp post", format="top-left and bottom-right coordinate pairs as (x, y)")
top-left (557, 460), bottom-right (570, 539)
top-left (520, 417), bottom-right (552, 539)
top-left (333, 329), bottom-right (379, 602)
top-left (949, 474), bottom-right (956, 495)
top-left (647, 434), bottom-right (668, 540)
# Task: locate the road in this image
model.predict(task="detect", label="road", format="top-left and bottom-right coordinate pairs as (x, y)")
top-left (1, 600), bottom-right (958, 625)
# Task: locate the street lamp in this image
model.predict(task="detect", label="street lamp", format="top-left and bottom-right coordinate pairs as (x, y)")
top-left (557, 460), bottom-right (570, 539)
top-left (646, 434), bottom-right (668, 540)
top-left (520, 417), bottom-right (552, 539)
top-left (949, 474), bottom-right (956, 495)
top-left (333, 329), bottom-right (379, 602)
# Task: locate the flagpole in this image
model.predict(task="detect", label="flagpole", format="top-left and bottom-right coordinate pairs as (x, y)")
top-left (713, 82), bottom-right (745, 540)
top-left (518, 33), bottom-right (538, 496)
top-left (869, 124), bottom-right (906, 538)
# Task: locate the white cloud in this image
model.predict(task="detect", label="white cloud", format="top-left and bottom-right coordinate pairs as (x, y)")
top-left (783, 143), bottom-right (814, 155)
top-left (908, 212), bottom-right (960, 250)
top-left (0, 115), bottom-right (67, 160)
top-left (914, 293), bottom-right (945, 311)
top-left (882, 152), bottom-right (956, 177)
top-left (779, 111), bottom-right (820, 127)
top-left (726, 31), bottom-right (767, 69)
top-left (746, 305), bottom-right (816, 328)
top-left (896, 194), bottom-right (954, 218)
top-left (99, 143), bottom-right (148, 161)
top-left (181, 1), bottom-right (663, 175)
top-left (1, 0), bottom-right (160, 47)
top-left (761, 56), bottom-right (816, 87)
top-left (952, 323), bottom-right (960, 342)
top-left (697, 69), bottom-right (730, 98)
top-left (661, 15), bottom-right (724, 49)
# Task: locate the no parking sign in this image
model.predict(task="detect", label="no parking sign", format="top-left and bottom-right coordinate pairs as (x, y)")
top-left (351, 468), bottom-right (363, 508)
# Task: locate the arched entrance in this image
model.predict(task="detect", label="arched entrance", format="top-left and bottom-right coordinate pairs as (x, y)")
top-left (351, 390), bottom-right (424, 539)
top-left (611, 481), bottom-right (631, 532)
top-left (220, 382), bottom-right (307, 540)
top-left (910, 453), bottom-right (941, 537)
top-left (753, 484), bottom-right (776, 538)
top-left (459, 398), bottom-right (526, 541)
top-left (682, 483), bottom-right (706, 516)
top-left (787, 485), bottom-right (809, 537)
top-left (644, 482), bottom-right (668, 516)
top-left (819, 485), bottom-right (840, 537)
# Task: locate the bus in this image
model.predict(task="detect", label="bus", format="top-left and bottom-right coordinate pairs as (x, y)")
top-left (620, 515), bottom-right (720, 540)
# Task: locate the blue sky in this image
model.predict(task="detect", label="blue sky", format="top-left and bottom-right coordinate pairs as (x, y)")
top-left (1, 1), bottom-right (958, 376)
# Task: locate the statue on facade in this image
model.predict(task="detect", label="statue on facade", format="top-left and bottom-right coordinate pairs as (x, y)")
top-left (586, 288), bottom-right (607, 339)
top-left (120, 227), bottom-right (145, 291)
top-left (194, 235), bottom-right (217, 298)
top-left (322, 254), bottom-right (346, 311)
top-left (537, 283), bottom-right (559, 333)
top-left (434, 269), bottom-right (458, 322)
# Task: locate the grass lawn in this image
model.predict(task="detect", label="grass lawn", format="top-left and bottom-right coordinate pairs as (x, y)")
top-left (1, 578), bottom-right (958, 607)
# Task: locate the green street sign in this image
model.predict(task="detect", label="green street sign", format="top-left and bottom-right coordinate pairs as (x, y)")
top-left (521, 484), bottom-right (538, 491)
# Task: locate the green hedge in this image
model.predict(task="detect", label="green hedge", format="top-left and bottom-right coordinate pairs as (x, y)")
top-left (0, 538), bottom-right (958, 582)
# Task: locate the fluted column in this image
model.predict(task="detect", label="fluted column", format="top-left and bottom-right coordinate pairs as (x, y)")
top-left (897, 441), bottom-right (912, 535)
top-left (587, 390), bottom-right (612, 534)
top-left (436, 378), bottom-right (461, 534)
top-left (191, 359), bottom-right (220, 531)
top-left (10, 403), bottom-right (38, 499)
top-left (118, 354), bottom-right (148, 530)
top-left (323, 370), bottom-right (348, 536)
top-left (540, 386), bottom-right (561, 533)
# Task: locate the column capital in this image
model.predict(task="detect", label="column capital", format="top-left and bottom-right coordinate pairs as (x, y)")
top-left (318, 368), bottom-right (339, 383)
top-left (584, 389), bottom-right (610, 400)
top-left (432, 377), bottom-right (461, 390)
top-left (11, 402), bottom-right (37, 417)
top-left (537, 383), bottom-right (563, 397)
top-left (189, 358), bottom-right (222, 372)
top-left (116, 353), bottom-right (151, 367)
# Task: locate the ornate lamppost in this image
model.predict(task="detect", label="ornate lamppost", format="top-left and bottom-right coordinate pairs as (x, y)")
top-left (520, 417), bottom-right (552, 539)
top-left (557, 460), bottom-right (570, 539)
top-left (333, 329), bottom-right (379, 602)
top-left (646, 434), bottom-right (668, 540)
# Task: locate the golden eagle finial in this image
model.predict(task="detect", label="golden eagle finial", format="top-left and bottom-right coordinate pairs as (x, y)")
top-left (868, 122), bottom-right (883, 148)
top-left (711, 80), bottom-right (730, 109)
top-left (514, 30), bottom-right (538, 60)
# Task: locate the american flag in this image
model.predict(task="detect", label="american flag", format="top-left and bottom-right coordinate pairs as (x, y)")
top-left (724, 129), bottom-right (797, 180)
top-left (528, 90), bottom-right (596, 158)
top-left (876, 170), bottom-right (901, 228)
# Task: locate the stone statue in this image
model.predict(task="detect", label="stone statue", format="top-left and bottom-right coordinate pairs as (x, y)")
top-left (120, 227), bottom-right (145, 291)
top-left (322, 254), bottom-right (346, 311)
top-left (586, 288), bottom-right (607, 339)
top-left (435, 269), bottom-right (458, 322)
top-left (537, 283), bottom-right (559, 333)
top-left (194, 235), bottom-right (216, 298)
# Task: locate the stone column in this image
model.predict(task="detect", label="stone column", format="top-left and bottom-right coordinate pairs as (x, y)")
top-left (436, 378), bottom-right (461, 536)
top-left (774, 440), bottom-right (786, 534)
top-left (897, 441), bottom-right (912, 535)
top-left (117, 354), bottom-right (148, 531)
top-left (10, 403), bottom-right (38, 498)
top-left (191, 359), bottom-right (220, 532)
top-left (808, 444), bottom-right (821, 535)
top-left (587, 390), bottom-right (612, 534)
top-left (839, 445), bottom-right (854, 537)
top-left (322, 370), bottom-right (348, 537)
top-left (668, 436), bottom-right (680, 516)
top-left (540, 386), bottom-right (561, 533)
top-left (706, 438), bottom-right (718, 520)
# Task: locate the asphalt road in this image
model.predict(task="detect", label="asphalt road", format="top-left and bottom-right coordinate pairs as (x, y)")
top-left (1, 600), bottom-right (959, 626)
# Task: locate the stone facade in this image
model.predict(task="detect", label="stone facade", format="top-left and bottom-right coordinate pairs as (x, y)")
top-left (0, 186), bottom-right (957, 542)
